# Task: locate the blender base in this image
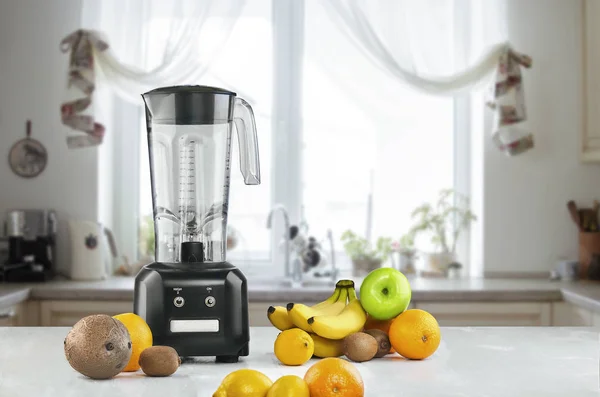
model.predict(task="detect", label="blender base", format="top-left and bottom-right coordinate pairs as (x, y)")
top-left (134, 261), bottom-right (250, 359)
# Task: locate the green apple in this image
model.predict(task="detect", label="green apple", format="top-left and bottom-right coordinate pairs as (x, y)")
top-left (359, 268), bottom-right (411, 320)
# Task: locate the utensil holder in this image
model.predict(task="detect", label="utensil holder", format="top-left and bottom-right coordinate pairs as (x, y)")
top-left (578, 232), bottom-right (600, 278)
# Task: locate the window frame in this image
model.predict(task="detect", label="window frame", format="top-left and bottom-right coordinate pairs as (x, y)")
top-left (452, 0), bottom-right (474, 277)
top-left (268, 0), bottom-right (305, 271)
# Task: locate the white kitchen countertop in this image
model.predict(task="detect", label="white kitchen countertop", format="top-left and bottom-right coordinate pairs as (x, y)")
top-left (0, 326), bottom-right (597, 396)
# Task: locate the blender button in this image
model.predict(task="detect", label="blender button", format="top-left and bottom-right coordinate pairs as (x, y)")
top-left (205, 296), bottom-right (216, 307)
top-left (173, 296), bottom-right (185, 308)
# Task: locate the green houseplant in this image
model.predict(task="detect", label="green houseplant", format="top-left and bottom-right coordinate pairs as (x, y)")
top-left (341, 230), bottom-right (392, 276)
top-left (408, 188), bottom-right (476, 273)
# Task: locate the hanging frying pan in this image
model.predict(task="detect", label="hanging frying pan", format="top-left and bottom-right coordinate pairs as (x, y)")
top-left (8, 120), bottom-right (48, 178)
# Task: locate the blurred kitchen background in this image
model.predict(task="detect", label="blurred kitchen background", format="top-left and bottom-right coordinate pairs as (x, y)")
top-left (1, 0), bottom-right (600, 328)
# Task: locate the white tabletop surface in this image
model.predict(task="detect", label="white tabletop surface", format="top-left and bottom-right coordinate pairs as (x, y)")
top-left (0, 326), bottom-right (598, 396)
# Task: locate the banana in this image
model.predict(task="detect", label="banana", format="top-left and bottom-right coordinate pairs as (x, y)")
top-left (310, 333), bottom-right (344, 358)
top-left (287, 288), bottom-right (349, 332)
top-left (308, 288), bottom-right (367, 340)
top-left (311, 287), bottom-right (341, 311)
top-left (267, 287), bottom-right (340, 331)
top-left (267, 306), bottom-right (295, 331)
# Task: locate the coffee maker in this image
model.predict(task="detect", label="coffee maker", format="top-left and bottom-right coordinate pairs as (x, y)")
top-left (134, 86), bottom-right (260, 362)
top-left (1, 209), bottom-right (56, 282)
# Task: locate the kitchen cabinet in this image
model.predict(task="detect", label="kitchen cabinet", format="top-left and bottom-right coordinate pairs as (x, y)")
top-left (551, 301), bottom-right (594, 326)
top-left (39, 300), bottom-right (133, 326)
top-left (0, 305), bottom-right (19, 326)
top-left (552, 301), bottom-right (600, 326)
top-left (414, 302), bottom-right (552, 326)
top-left (583, 0), bottom-right (600, 162)
top-left (0, 301), bottom-right (40, 327)
top-left (5, 298), bottom-right (599, 327)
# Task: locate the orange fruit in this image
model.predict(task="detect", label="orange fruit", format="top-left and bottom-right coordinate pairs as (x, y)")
top-left (113, 313), bottom-right (153, 372)
top-left (363, 315), bottom-right (396, 353)
top-left (389, 309), bottom-right (440, 360)
top-left (304, 357), bottom-right (364, 397)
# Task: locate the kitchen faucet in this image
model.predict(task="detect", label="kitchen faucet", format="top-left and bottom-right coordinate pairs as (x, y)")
top-left (266, 205), bottom-right (292, 280)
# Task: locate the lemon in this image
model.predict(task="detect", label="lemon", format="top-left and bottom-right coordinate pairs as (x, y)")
top-left (213, 369), bottom-right (273, 397)
top-left (267, 375), bottom-right (310, 397)
top-left (274, 328), bottom-right (314, 366)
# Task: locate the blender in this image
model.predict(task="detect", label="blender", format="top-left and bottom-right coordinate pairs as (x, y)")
top-left (134, 85), bottom-right (260, 362)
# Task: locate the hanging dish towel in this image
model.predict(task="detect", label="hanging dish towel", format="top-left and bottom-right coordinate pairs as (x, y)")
top-left (59, 30), bottom-right (108, 149)
top-left (487, 48), bottom-right (533, 156)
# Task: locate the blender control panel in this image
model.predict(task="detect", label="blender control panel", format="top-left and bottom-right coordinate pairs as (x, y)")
top-left (165, 282), bottom-right (224, 333)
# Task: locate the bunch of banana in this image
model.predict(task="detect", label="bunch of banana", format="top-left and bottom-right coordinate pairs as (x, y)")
top-left (266, 280), bottom-right (354, 332)
top-left (308, 287), bottom-right (367, 340)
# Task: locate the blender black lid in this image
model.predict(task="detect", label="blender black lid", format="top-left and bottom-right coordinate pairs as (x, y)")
top-left (142, 85), bottom-right (237, 125)
top-left (144, 85), bottom-right (237, 96)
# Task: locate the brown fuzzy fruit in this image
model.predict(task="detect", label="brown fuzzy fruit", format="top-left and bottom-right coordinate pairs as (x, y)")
top-left (363, 329), bottom-right (391, 358)
top-left (343, 332), bottom-right (378, 363)
top-left (139, 346), bottom-right (181, 377)
top-left (64, 314), bottom-right (132, 379)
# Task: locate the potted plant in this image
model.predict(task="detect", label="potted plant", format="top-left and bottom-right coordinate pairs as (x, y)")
top-left (341, 230), bottom-right (392, 276)
top-left (391, 232), bottom-right (417, 274)
top-left (408, 188), bottom-right (476, 275)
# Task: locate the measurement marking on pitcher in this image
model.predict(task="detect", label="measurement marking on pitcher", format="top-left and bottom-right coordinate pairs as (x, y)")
top-left (178, 139), bottom-right (198, 240)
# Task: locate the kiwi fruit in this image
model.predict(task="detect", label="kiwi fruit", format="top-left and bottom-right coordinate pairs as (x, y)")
top-left (64, 314), bottom-right (132, 379)
top-left (363, 329), bottom-right (391, 358)
top-left (343, 332), bottom-right (378, 362)
top-left (139, 346), bottom-right (181, 377)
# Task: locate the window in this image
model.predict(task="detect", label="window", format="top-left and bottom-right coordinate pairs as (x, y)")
top-left (302, 1), bottom-right (454, 249)
top-left (138, 1), bottom-right (273, 263)
top-left (135, 0), bottom-right (469, 273)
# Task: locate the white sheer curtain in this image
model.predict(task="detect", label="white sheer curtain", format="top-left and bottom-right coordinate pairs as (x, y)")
top-left (321, 0), bottom-right (507, 95)
top-left (318, 0), bottom-right (532, 157)
top-left (81, 0), bottom-right (246, 103)
top-left (302, 1), bottom-right (460, 256)
top-left (301, 0), bottom-right (511, 262)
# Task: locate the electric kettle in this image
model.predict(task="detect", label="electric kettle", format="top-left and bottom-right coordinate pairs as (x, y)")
top-left (68, 220), bottom-right (118, 280)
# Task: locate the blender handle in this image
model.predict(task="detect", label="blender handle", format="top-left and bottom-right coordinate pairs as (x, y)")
top-left (233, 97), bottom-right (261, 185)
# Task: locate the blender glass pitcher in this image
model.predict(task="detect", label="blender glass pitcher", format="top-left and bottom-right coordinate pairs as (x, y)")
top-left (142, 86), bottom-right (260, 264)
